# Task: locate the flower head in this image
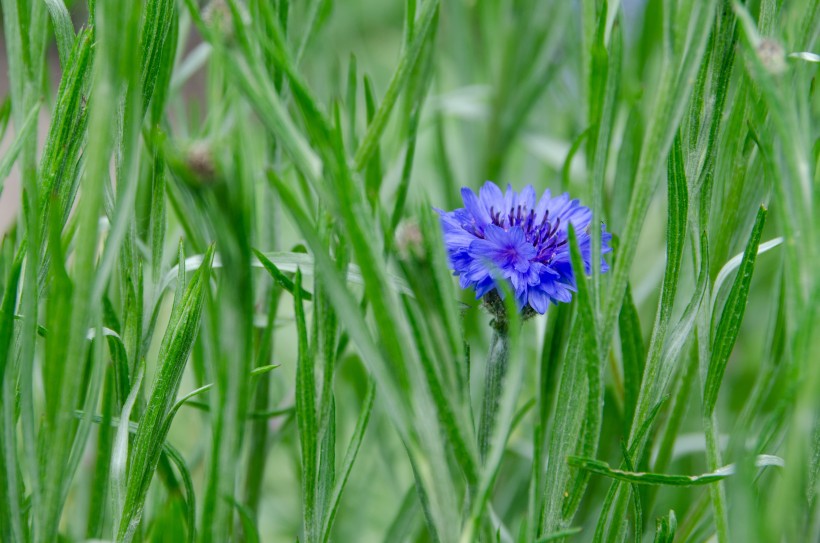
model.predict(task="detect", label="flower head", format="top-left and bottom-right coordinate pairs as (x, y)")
top-left (438, 181), bottom-right (611, 315)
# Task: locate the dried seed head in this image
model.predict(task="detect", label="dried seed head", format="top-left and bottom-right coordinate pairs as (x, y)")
top-left (186, 141), bottom-right (217, 184)
top-left (204, 0), bottom-right (234, 41)
top-left (757, 38), bottom-right (787, 74)
top-left (395, 219), bottom-right (425, 262)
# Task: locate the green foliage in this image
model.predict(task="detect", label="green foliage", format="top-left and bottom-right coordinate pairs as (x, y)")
top-left (0, 0), bottom-right (817, 542)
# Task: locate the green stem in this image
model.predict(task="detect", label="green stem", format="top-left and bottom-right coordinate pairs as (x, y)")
top-left (704, 412), bottom-right (730, 542)
top-left (478, 321), bottom-right (510, 463)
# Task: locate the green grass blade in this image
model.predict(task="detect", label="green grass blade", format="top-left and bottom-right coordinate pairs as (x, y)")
top-left (561, 224), bottom-right (603, 520)
top-left (0, 243), bottom-right (25, 543)
top-left (704, 206), bottom-right (766, 414)
top-left (536, 527), bottom-right (583, 542)
top-left (253, 249), bottom-right (314, 300)
top-left (111, 362), bottom-right (146, 540)
top-left (42, 0), bottom-right (74, 67)
top-left (228, 496), bottom-right (260, 543)
top-left (0, 104), bottom-right (38, 195)
top-left (653, 510), bottom-right (677, 543)
top-left (294, 269), bottom-right (319, 542)
top-left (117, 245), bottom-right (214, 542)
top-left (320, 378), bottom-right (376, 543)
top-left (569, 454), bottom-right (782, 486)
top-left (353, 0), bottom-right (439, 170)
top-left (140, 0), bottom-right (178, 114)
top-left (162, 445), bottom-right (197, 543)
top-left (619, 284), bottom-right (645, 435)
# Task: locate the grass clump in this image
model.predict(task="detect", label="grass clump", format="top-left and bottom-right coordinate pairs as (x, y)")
top-left (0, 0), bottom-right (818, 541)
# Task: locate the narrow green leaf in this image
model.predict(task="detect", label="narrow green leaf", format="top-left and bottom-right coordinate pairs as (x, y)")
top-left (704, 205), bottom-right (767, 414)
top-left (561, 224), bottom-right (603, 519)
top-left (569, 454), bottom-right (782, 486)
top-left (295, 269), bottom-right (319, 543)
top-left (86, 367), bottom-right (117, 539)
top-left (363, 75), bottom-right (383, 208)
top-left (0, 104), bottom-right (38, 195)
top-left (224, 41), bottom-right (322, 184)
top-left (253, 249), bottom-right (313, 300)
top-left (267, 172), bottom-right (409, 438)
top-left (228, 497), bottom-right (260, 543)
top-left (111, 362), bottom-right (146, 539)
top-left (43, 0), bottom-right (75, 67)
top-left (536, 527), bottom-right (583, 542)
top-left (599, 0), bottom-right (717, 372)
top-left (653, 510), bottom-right (677, 543)
top-left (321, 379), bottom-right (376, 543)
top-left (402, 295), bottom-right (478, 485)
top-left (117, 245), bottom-right (214, 542)
top-left (0, 242), bottom-right (25, 543)
top-left (140, 0), bottom-right (178, 114)
top-left (619, 284), bottom-right (644, 434)
top-left (711, 237), bottom-right (782, 314)
top-left (381, 485), bottom-right (421, 543)
top-left (161, 445), bottom-right (197, 543)
top-left (353, 0), bottom-right (440, 170)
top-left (628, 133), bottom-right (688, 434)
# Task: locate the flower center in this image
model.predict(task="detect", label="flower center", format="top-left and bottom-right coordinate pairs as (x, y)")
top-left (488, 205), bottom-right (568, 264)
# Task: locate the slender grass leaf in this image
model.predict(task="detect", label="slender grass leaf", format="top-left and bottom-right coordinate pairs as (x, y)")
top-left (117, 245), bottom-right (214, 542)
top-left (111, 362), bottom-right (146, 539)
top-left (619, 284), bottom-right (644, 435)
top-left (704, 206), bottom-right (766, 414)
top-left (161, 251), bottom-right (410, 297)
top-left (43, 0), bottom-right (74, 67)
top-left (561, 224), bottom-right (603, 520)
top-left (536, 527), bottom-right (583, 542)
top-left (0, 104), bottom-right (37, 195)
top-left (294, 270), bottom-right (319, 542)
top-left (381, 485), bottom-right (421, 543)
top-left (0, 242), bottom-right (25, 542)
top-left (653, 510), bottom-right (677, 543)
top-left (253, 249), bottom-right (313, 300)
top-left (569, 454), bottom-right (782, 486)
top-left (320, 378), bottom-right (376, 543)
top-left (711, 236), bottom-right (782, 314)
top-left (228, 497), bottom-right (260, 543)
top-left (141, 0), bottom-right (178, 114)
top-left (629, 133), bottom-right (688, 440)
top-left (353, 0), bottom-right (439, 170)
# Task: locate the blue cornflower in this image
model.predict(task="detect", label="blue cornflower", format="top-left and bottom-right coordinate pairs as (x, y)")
top-left (438, 181), bottom-right (612, 315)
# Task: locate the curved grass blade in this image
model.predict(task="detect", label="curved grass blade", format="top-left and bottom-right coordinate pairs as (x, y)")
top-left (117, 245), bottom-right (214, 542)
top-left (294, 270), bottom-right (319, 542)
top-left (43, 0), bottom-right (74, 67)
top-left (0, 104), bottom-right (38, 195)
top-left (653, 510), bottom-right (677, 543)
top-left (160, 251), bottom-right (411, 298)
top-left (704, 206), bottom-right (766, 414)
top-left (536, 527), bottom-right (583, 542)
top-left (227, 496), bottom-right (260, 543)
top-left (253, 249), bottom-right (313, 300)
top-left (111, 362), bottom-right (146, 539)
top-left (711, 236), bottom-right (782, 315)
top-left (320, 378), bottom-right (376, 543)
top-left (353, 0), bottom-right (440, 170)
top-left (569, 454), bottom-right (782, 486)
top-left (0, 242), bottom-right (25, 542)
top-left (163, 442), bottom-right (197, 543)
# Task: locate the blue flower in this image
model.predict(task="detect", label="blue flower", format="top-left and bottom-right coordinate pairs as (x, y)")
top-left (438, 181), bottom-right (612, 314)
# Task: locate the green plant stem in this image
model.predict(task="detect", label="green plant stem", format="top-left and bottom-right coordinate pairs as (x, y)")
top-left (477, 321), bottom-right (510, 463)
top-left (704, 412), bottom-right (730, 542)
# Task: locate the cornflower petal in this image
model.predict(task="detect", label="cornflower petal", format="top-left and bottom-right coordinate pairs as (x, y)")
top-left (438, 181), bottom-right (612, 314)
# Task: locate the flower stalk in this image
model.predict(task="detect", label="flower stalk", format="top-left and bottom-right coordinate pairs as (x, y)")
top-left (477, 315), bottom-right (510, 463)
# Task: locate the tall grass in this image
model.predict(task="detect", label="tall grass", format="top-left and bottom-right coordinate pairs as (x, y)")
top-left (0, 0), bottom-right (818, 541)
